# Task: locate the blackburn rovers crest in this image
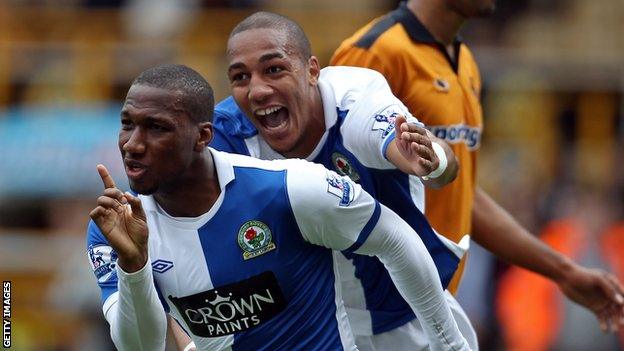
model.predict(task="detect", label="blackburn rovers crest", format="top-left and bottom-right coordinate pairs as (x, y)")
top-left (331, 152), bottom-right (360, 182)
top-left (238, 220), bottom-right (276, 260)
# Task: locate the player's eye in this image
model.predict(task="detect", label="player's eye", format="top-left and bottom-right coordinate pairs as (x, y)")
top-left (150, 122), bottom-right (168, 132)
top-left (266, 66), bottom-right (283, 74)
top-left (121, 119), bottom-right (133, 130)
top-left (230, 72), bottom-right (249, 83)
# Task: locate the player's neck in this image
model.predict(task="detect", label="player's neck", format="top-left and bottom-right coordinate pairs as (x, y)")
top-left (407, 0), bottom-right (465, 46)
top-left (153, 152), bottom-right (221, 217)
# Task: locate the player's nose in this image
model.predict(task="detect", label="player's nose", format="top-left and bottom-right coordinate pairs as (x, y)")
top-left (247, 75), bottom-right (273, 103)
top-left (121, 128), bottom-right (146, 155)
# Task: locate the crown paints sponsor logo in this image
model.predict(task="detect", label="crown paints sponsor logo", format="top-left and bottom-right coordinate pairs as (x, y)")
top-left (428, 124), bottom-right (481, 150)
top-left (184, 290), bottom-right (268, 333)
top-left (169, 272), bottom-right (286, 337)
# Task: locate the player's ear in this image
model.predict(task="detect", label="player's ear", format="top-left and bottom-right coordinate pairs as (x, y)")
top-left (195, 121), bottom-right (213, 151)
top-left (307, 56), bottom-right (320, 85)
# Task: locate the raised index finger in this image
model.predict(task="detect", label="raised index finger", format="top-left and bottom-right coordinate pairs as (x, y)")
top-left (96, 164), bottom-right (117, 189)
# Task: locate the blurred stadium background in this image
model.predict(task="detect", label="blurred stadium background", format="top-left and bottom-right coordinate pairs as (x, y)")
top-left (0, 0), bottom-right (622, 350)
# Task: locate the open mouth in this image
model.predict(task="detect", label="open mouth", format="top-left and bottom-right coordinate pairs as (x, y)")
top-left (254, 106), bottom-right (289, 133)
top-left (124, 160), bottom-right (147, 180)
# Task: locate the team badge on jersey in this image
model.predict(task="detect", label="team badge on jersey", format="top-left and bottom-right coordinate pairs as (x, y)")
top-left (169, 271), bottom-right (286, 337)
top-left (238, 220), bottom-right (276, 260)
top-left (433, 78), bottom-right (451, 92)
top-left (331, 152), bottom-right (360, 182)
top-left (88, 244), bottom-right (118, 283)
top-left (326, 172), bottom-right (355, 207)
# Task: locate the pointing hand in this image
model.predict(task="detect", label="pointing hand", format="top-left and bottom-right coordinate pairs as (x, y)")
top-left (89, 164), bottom-right (148, 273)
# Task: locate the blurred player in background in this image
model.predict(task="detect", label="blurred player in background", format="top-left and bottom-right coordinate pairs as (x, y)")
top-left (331, 0), bottom-right (624, 342)
top-left (194, 11), bottom-right (479, 351)
top-left (86, 64), bottom-right (470, 350)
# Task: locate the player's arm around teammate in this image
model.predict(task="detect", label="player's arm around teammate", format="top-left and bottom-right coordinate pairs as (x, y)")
top-left (285, 161), bottom-right (471, 351)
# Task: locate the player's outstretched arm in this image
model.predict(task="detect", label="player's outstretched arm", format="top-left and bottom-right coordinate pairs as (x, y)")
top-left (355, 204), bottom-right (470, 350)
top-left (387, 115), bottom-right (458, 188)
top-left (471, 187), bottom-right (624, 332)
top-left (89, 164), bottom-right (167, 351)
top-left (288, 162), bottom-right (469, 350)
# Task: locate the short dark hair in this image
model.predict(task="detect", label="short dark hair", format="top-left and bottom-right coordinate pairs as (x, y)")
top-left (132, 64), bottom-right (214, 123)
top-left (229, 11), bottom-right (312, 61)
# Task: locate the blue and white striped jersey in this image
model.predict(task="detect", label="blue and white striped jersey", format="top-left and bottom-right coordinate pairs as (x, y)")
top-left (87, 149), bottom-right (385, 350)
top-left (211, 66), bottom-right (464, 335)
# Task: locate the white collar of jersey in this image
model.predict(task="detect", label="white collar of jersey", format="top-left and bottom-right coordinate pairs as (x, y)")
top-left (208, 146), bottom-right (236, 189)
top-left (318, 71), bottom-right (339, 133)
top-left (138, 147), bottom-right (235, 216)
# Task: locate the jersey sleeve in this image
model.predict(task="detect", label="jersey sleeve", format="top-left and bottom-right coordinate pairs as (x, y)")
top-left (285, 160), bottom-right (380, 251)
top-left (333, 39), bottom-right (421, 169)
top-left (87, 220), bottom-right (168, 350)
top-left (340, 82), bottom-right (423, 169)
top-left (86, 220), bottom-right (119, 308)
top-left (352, 205), bottom-right (470, 350)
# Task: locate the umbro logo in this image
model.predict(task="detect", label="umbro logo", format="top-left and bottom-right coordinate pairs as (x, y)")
top-left (152, 259), bottom-right (174, 273)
